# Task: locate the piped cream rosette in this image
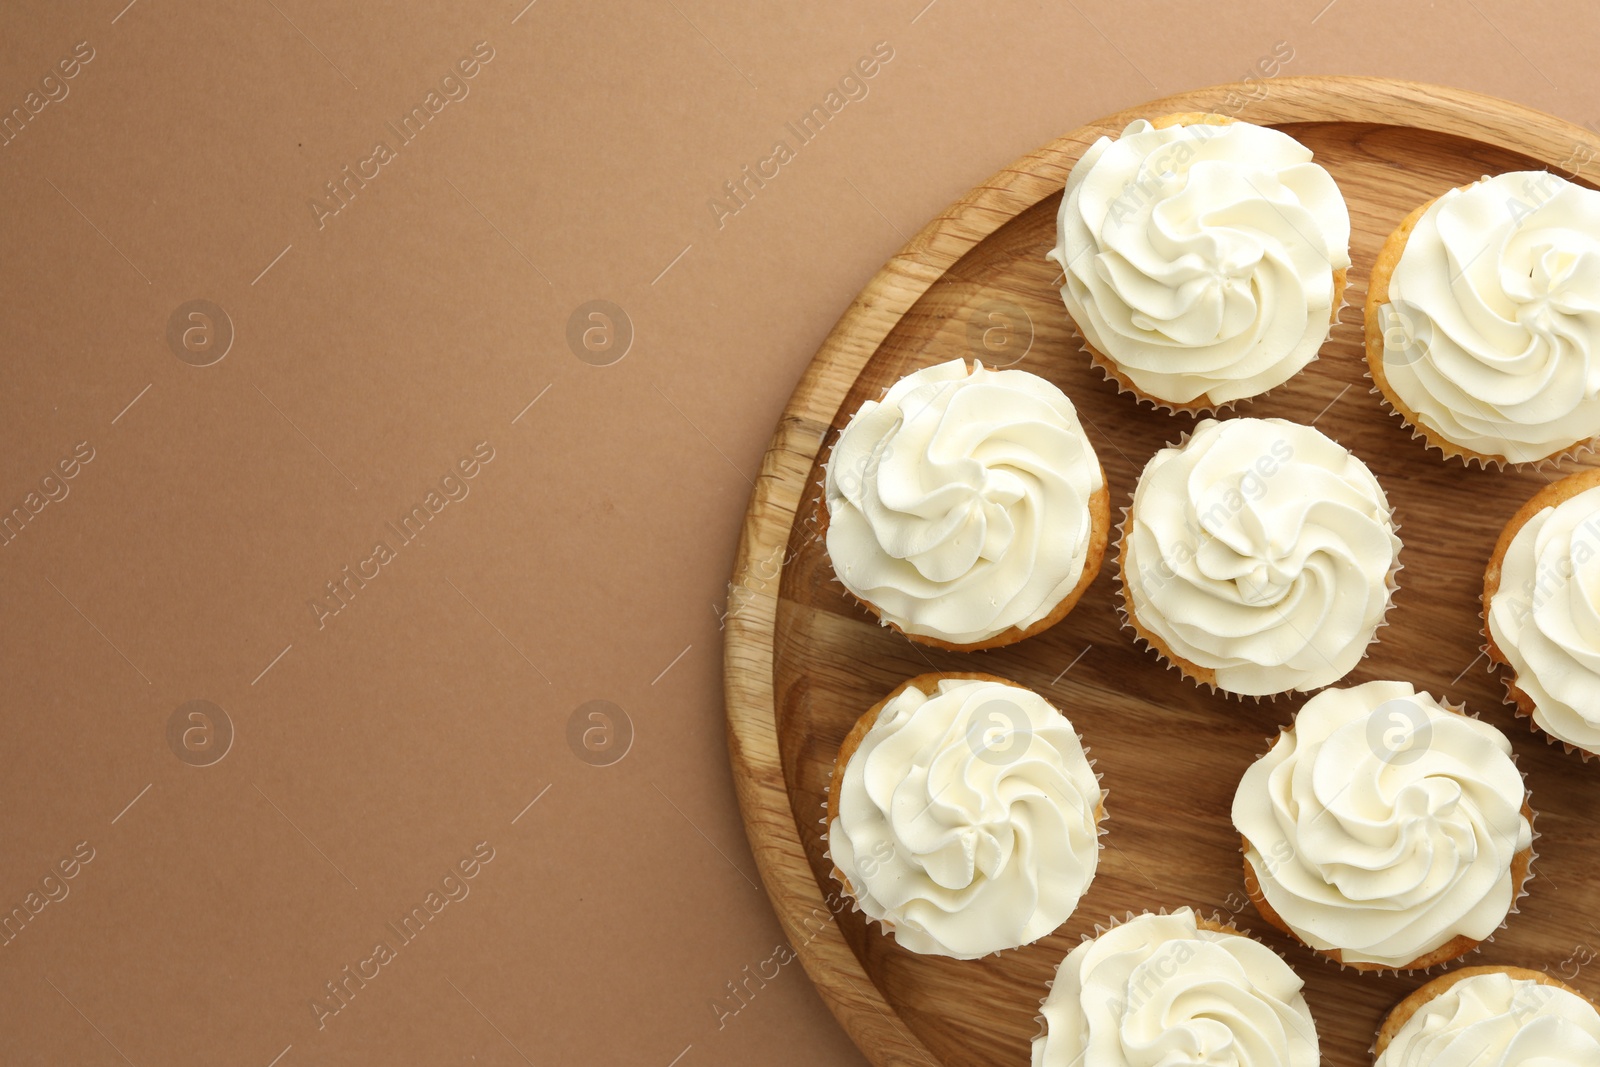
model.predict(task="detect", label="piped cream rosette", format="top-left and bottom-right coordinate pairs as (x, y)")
top-left (827, 673), bottom-right (1105, 959)
top-left (1120, 417), bottom-right (1400, 697)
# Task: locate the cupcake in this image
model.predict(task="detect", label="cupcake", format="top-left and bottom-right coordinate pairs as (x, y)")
top-left (826, 672), bottom-right (1105, 959)
top-left (822, 359), bottom-right (1109, 651)
top-left (1119, 417), bottom-right (1400, 697)
top-left (1232, 680), bottom-right (1535, 972)
top-left (1485, 466), bottom-right (1600, 757)
top-left (1032, 907), bottom-right (1319, 1067)
top-left (1374, 966), bottom-right (1600, 1065)
top-left (1365, 170), bottom-right (1600, 466)
top-left (1049, 113), bottom-right (1351, 412)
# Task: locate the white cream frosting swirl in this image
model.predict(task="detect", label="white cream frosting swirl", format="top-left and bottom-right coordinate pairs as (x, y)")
top-left (1122, 417), bottom-right (1399, 696)
top-left (829, 676), bottom-right (1103, 959)
top-left (1376, 971), bottom-right (1600, 1067)
top-left (1378, 171), bottom-right (1600, 464)
top-left (1487, 482), bottom-right (1600, 752)
top-left (824, 359), bottom-right (1104, 646)
top-left (1032, 908), bottom-right (1319, 1067)
top-left (1232, 681), bottom-right (1533, 969)
top-left (1050, 118), bottom-right (1351, 407)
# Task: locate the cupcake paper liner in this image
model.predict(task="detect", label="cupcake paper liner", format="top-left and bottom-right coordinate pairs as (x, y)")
top-left (1499, 671), bottom-right (1598, 762)
top-left (1357, 177), bottom-right (1600, 473)
top-left (1111, 420), bottom-right (1404, 702)
top-left (1477, 571), bottom-right (1600, 761)
top-left (1360, 367), bottom-right (1600, 473)
top-left (1475, 465), bottom-right (1600, 762)
top-left (1478, 619), bottom-right (1600, 762)
top-left (820, 693), bottom-right (1110, 960)
top-left (1359, 229), bottom-right (1600, 474)
top-left (812, 381), bottom-right (1113, 654)
top-left (1062, 256), bottom-right (1353, 419)
top-left (1233, 700), bottom-right (1539, 977)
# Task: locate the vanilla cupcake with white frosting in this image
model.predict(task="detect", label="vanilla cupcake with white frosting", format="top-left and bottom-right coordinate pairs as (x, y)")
top-left (1119, 417), bottom-right (1399, 697)
top-left (822, 359), bottom-right (1109, 650)
top-left (1367, 171), bottom-right (1600, 466)
top-left (1485, 467), bottom-right (1600, 756)
top-left (1375, 967), bottom-right (1600, 1066)
top-left (1232, 681), bottom-right (1535, 972)
top-left (827, 673), bottom-right (1105, 959)
top-left (1050, 114), bottom-right (1351, 412)
top-left (1032, 907), bottom-right (1319, 1067)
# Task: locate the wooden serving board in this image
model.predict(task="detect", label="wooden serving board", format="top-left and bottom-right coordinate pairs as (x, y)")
top-left (723, 77), bottom-right (1600, 1067)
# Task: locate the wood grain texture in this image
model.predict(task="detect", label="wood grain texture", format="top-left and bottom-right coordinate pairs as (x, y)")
top-left (723, 77), bottom-right (1600, 1067)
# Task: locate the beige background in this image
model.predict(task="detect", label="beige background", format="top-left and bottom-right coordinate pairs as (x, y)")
top-left (1, 1), bottom-right (1596, 1064)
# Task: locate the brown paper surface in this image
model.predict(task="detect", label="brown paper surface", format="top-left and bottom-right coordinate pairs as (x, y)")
top-left (1, 1), bottom-right (1595, 1062)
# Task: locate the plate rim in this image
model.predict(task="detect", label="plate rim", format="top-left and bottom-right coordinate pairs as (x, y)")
top-left (721, 74), bottom-right (1600, 1067)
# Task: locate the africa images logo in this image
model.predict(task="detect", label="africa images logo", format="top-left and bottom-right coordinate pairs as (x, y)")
top-left (306, 442), bottom-right (495, 630)
top-left (306, 42), bottom-right (496, 230)
top-left (308, 842), bottom-right (496, 1030)
top-left (706, 41), bottom-right (894, 229)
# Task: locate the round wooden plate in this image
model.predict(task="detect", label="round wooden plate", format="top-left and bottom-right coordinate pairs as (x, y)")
top-left (723, 76), bottom-right (1600, 1067)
